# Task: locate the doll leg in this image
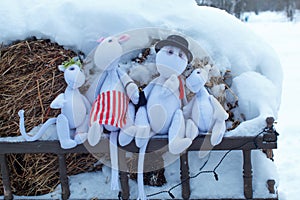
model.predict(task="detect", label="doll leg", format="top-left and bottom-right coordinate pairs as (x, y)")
top-left (56, 114), bottom-right (77, 149)
top-left (168, 110), bottom-right (192, 155)
top-left (119, 103), bottom-right (136, 146)
top-left (210, 96), bottom-right (229, 145)
top-left (110, 131), bottom-right (120, 191)
top-left (135, 106), bottom-right (151, 148)
top-left (211, 120), bottom-right (226, 146)
top-left (137, 137), bottom-right (149, 200)
top-left (87, 122), bottom-right (103, 146)
top-left (185, 119), bottom-right (199, 141)
top-left (74, 114), bottom-right (89, 144)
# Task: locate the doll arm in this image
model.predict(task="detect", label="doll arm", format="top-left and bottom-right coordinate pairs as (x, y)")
top-left (210, 95), bottom-right (229, 121)
top-left (81, 94), bottom-right (92, 113)
top-left (50, 93), bottom-right (66, 109)
top-left (162, 74), bottom-right (179, 95)
top-left (117, 68), bottom-right (139, 104)
top-left (93, 71), bottom-right (107, 99)
top-left (142, 80), bottom-right (155, 98)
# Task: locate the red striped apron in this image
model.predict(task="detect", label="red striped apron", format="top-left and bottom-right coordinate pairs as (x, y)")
top-left (89, 91), bottom-right (129, 128)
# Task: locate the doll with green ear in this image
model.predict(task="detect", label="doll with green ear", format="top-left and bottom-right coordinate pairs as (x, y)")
top-left (19, 58), bottom-right (91, 149)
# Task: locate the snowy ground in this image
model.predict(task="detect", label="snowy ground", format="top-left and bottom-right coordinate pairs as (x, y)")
top-left (0, 1), bottom-right (299, 199)
top-left (245, 12), bottom-right (300, 200)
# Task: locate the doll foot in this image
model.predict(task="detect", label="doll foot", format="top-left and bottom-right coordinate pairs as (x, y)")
top-left (74, 132), bottom-right (87, 144)
top-left (119, 126), bottom-right (136, 146)
top-left (169, 138), bottom-right (192, 155)
top-left (88, 123), bottom-right (103, 146)
top-left (199, 151), bottom-right (211, 158)
top-left (186, 119), bottom-right (199, 140)
top-left (60, 139), bottom-right (77, 149)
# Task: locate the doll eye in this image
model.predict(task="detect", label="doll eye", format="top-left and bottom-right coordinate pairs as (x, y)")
top-left (179, 51), bottom-right (187, 60)
top-left (108, 39), bottom-right (113, 43)
top-left (69, 67), bottom-right (75, 71)
top-left (167, 49), bottom-right (174, 55)
top-left (178, 52), bottom-right (184, 58)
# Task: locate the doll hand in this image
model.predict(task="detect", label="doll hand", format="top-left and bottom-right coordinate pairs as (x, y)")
top-left (162, 74), bottom-right (179, 94)
top-left (126, 82), bottom-right (139, 104)
top-left (50, 94), bottom-right (67, 109)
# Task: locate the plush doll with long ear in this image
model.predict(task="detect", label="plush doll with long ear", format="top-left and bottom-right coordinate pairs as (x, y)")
top-left (184, 67), bottom-right (229, 151)
top-left (87, 34), bottom-right (139, 191)
top-left (87, 34), bottom-right (139, 145)
top-left (19, 58), bottom-right (91, 149)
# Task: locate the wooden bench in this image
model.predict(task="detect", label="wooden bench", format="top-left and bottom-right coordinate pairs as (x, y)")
top-left (0, 118), bottom-right (278, 200)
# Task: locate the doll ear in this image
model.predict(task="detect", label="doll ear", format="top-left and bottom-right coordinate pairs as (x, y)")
top-left (58, 65), bottom-right (66, 72)
top-left (118, 34), bottom-right (130, 44)
top-left (97, 37), bottom-right (105, 43)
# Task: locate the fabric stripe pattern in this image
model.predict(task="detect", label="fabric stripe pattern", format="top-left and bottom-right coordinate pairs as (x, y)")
top-left (90, 91), bottom-right (129, 128)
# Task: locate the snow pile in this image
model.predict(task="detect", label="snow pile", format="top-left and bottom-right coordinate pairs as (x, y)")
top-left (0, 0), bottom-right (282, 137)
top-left (0, 0), bottom-right (282, 199)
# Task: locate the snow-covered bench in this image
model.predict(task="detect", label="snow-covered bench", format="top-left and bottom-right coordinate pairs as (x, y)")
top-left (0, 117), bottom-right (278, 200)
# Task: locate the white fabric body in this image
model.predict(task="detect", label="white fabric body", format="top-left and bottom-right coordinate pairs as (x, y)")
top-left (146, 77), bottom-right (181, 133)
top-left (19, 64), bottom-right (90, 149)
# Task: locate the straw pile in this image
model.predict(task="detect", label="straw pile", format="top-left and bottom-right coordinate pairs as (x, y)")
top-left (0, 37), bottom-right (99, 196)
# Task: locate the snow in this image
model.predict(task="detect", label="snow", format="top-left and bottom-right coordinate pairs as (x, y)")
top-left (8, 151), bottom-right (277, 200)
top-left (0, 0), bottom-right (283, 137)
top-left (0, 0), bottom-right (297, 199)
top-left (245, 17), bottom-right (300, 200)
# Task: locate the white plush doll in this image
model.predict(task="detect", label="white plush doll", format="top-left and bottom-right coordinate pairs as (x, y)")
top-left (184, 67), bottom-right (229, 148)
top-left (119, 35), bottom-right (194, 154)
top-left (18, 58), bottom-right (91, 149)
top-left (87, 34), bottom-right (139, 145)
top-left (87, 34), bottom-right (139, 191)
top-left (119, 35), bottom-right (196, 200)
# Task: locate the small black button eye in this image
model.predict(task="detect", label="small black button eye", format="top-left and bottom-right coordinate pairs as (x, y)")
top-left (69, 67), bottom-right (75, 71)
top-left (168, 49), bottom-right (174, 55)
top-left (108, 39), bottom-right (113, 43)
top-left (197, 71), bottom-right (200, 74)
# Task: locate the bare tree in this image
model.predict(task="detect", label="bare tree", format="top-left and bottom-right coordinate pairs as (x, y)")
top-left (286, 0), bottom-right (296, 21)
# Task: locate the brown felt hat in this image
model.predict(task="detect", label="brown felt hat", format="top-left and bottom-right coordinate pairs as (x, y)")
top-left (155, 35), bottom-right (193, 63)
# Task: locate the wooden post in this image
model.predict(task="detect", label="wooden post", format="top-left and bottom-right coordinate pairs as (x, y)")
top-left (243, 150), bottom-right (253, 199)
top-left (0, 154), bottom-right (13, 200)
top-left (118, 149), bottom-right (129, 200)
top-left (180, 151), bottom-right (190, 200)
top-left (57, 154), bottom-right (70, 200)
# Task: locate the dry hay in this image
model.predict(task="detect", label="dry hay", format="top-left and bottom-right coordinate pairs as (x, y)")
top-left (127, 151), bottom-right (166, 187)
top-left (0, 37), bottom-right (99, 196)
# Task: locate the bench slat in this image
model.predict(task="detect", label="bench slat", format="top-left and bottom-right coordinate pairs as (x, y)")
top-left (0, 134), bottom-right (277, 154)
top-left (0, 154), bottom-right (13, 200)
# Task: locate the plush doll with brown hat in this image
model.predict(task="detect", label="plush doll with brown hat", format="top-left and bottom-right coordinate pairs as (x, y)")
top-left (119, 35), bottom-right (194, 153)
top-left (118, 34), bottom-right (198, 200)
